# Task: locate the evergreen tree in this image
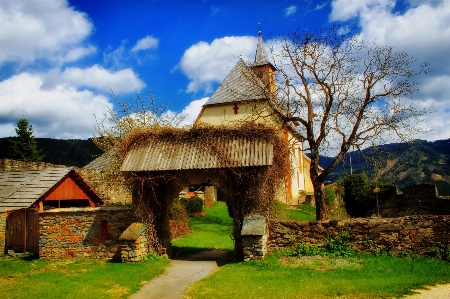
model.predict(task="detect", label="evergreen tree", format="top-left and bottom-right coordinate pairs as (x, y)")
top-left (9, 118), bottom-right (44, 162)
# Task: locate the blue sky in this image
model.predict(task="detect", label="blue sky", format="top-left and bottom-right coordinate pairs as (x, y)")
top-left (0, 0), bottom-right (449, 142)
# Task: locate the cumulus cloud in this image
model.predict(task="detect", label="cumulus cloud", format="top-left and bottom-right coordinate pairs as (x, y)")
top-left (0, 0), bottom-right (93, 65)
top-left (330, 0), bottom-right (450, 142)
top-left (178, 97), bottom-right (209, 126)
top-left (131, 35), bottom-right (159, 52)
top-left (0, 73), bottom-right (112, 139)
top-left (60, 65), bottom-right (145, 93)
top-left (179, 36), bottom-right (258, 93)
top-left (285, 5), bottom-right (298, 16)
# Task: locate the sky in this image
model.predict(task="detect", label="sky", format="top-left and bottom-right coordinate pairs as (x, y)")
top-left (0, 0), bottom-right (449, 142)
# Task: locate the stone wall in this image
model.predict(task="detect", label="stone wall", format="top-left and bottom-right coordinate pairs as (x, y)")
top-left (242, 214), bottom-right (267, 261)
top-left (0, 158), bottom-right (66, 170)
top-left (377, 183), bottom-right (450, 217)
top-left (0, 212), bottom-right (6, 253)
top-left (268, 215), bottom-right (450, 256)
top-left (39, 207), bottom-right (149, 261)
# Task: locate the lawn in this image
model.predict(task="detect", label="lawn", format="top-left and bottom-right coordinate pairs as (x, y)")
top-left (0, 254), bottom-right (168, 299)
top-left (181, 202), bottom-right (450, 299)
top-left (171, 201), bottom-right (234, 255)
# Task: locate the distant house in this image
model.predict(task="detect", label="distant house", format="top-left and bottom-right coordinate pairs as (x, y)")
top-left (0, 167), bottom-right (103, 212)
top-left (194, 31), bottom-right (320, 204)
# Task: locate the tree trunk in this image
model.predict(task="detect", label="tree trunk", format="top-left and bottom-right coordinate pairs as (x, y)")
top-left (313, 179), bottom-right (327, 221)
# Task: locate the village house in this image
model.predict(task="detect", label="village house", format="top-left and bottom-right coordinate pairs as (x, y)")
top-left (193, 31), bottom-right (317, 205)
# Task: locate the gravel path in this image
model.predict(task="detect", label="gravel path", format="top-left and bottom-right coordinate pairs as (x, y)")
top-left (129, 250), bottom-right (228, 299)
top-left (401, 284), bottom-right (450, 299)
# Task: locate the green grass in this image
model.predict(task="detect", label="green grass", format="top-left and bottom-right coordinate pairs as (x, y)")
top-left (185, 253), bottom-right (450, 299)
top-left (178, 201), bottom-right (450, 298)
top-left (278, 203), bottom-right (317, 221)
top-left (171, 201), bottom-right (234, 254)
top-left (0, 254), bottom-right (169, 299)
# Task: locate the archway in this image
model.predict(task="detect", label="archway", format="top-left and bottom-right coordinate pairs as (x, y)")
top-left (120, 125), bottom-right (289, 257)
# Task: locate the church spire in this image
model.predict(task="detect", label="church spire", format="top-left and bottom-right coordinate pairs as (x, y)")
top-left (253, 30), bottom-right (270, 67)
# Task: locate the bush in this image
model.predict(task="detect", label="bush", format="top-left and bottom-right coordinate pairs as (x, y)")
top-left (325, 185), bottom-right (336, 205)
top-left (181, 196), bottom-right (204, 216)
top-left (170, 199), bottom-right (188, 221)
top-left (337, 173), bottom-right (397, 217)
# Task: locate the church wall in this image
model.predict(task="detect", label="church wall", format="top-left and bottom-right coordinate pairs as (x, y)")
top-left (196, 101), bottom-right (282, 127)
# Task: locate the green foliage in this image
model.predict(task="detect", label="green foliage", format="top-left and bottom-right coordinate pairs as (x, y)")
top-left (180, 196), bottom-right (204, 216)
top-left (281, 233), bottom-right (354, 258)
top-left (170, 198), bottom-right (189, 221)
top-left (337, 173), bottom-right (398, 217)
top-left (431, 246), bottom-right (450, 261)
top-left (141, 251), bottom-right (164, 261)
top-left (324, 185), bottom-right (336, 205)
top-left (9, 118), bottom-right (44, 162)
top-left (325, 232), bottom-right (353, 258)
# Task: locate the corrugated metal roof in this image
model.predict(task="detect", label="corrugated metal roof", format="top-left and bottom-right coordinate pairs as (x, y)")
top-left (0, 168), bottom-right (102, 212)
top-left (83, 149), bottom-right (116, 171)
top-left (203, 60), bottom-right (269, 106)
top-left (121, 137), bottom-right (273, 172)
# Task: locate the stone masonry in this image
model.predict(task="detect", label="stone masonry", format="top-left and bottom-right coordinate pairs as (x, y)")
top-left (39, 207), bottom-right (149, 261)
top-left (242, 214), bottom-right (268, 261)
top-left (268, 215), bottom-right (450, 256)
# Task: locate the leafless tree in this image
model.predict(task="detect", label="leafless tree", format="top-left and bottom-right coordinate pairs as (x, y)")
top-left (267, 26), bottom-right (430, 220)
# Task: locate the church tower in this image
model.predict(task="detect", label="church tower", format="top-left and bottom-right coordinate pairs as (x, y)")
top-left (250, 31), bottom-right (276, 95)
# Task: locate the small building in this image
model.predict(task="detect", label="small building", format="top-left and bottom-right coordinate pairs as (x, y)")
top-left (0, 167), bottom-right (103, 253)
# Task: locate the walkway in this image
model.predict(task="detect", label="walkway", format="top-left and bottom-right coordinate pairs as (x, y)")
top-left (129, 250), bottom-right (229, 299)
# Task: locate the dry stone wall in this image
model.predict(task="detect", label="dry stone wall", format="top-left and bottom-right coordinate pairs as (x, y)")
top-left (269, 215), bottom-right (450, 256)
top-left (39, 207), bottom-right (149, 261)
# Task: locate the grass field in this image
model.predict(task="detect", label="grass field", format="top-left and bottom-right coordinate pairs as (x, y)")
top-left (180, 202), bottom-right (450, 299)
top-left (1, 202), bottom-right (448, 299)
top-left (0, 255), bottom-right (168, 299)
top-left (171, 201), bottom-right (234, 255)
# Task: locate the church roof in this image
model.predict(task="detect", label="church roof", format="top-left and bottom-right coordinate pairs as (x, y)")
top-left (203, 59), bottom-right (269, 106)
top-left (252, 31), bottom-right (271, 67)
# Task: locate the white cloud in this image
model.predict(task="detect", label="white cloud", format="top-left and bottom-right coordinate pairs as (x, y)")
top-left (63, 46), bottom-right (97, 63)
top-left (59, 65), bottom-right (145, 93)
top-left (330, 0), bottom-right (450, 141)
top-left (177, 97), bottom-right (209, 126)
top-left (179, 36), bottom-right (258, 93)
top-left (285, 5), bottom-right (298, 16)
top-left (0, 0), bottom-right (93, 65)
top-left (0, 73), bottom-right (112, 139)
top-left (131, 35), bottom-right (159, 52)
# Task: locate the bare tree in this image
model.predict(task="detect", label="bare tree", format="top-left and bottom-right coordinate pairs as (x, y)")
top-left (267, 26), bottom-right (430, 220)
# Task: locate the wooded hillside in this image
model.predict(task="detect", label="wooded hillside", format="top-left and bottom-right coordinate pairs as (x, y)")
top-left (324, 139), bottom-right (450, 196)
top-left (0, 137), bottom-right (102, 167)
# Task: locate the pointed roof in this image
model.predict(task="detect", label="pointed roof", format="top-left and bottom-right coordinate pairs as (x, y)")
top-left (252, 31), bottom-right (271, 67)
top-left (0, 168), bottom-right (103, 211)
top-left (203, 59), bottom-right (268, 106)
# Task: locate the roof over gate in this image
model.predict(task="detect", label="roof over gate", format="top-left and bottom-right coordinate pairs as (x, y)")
top-left (121, 137), bottom-right (274, 172)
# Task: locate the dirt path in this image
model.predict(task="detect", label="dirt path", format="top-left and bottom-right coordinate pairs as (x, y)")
top-left (129, 250), bottom-right (228, 299)
top-left (401, 284), bottom-right (450, 299)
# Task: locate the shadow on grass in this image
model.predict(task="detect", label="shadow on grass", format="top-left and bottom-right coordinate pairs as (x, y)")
top-left (171, 246), bottom-right (238, 266)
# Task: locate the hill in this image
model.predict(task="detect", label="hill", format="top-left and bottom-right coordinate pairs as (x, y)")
top-left (323, 139), bottom-right (450, 196)
top-left (0, 137), bottom-right (102, 168)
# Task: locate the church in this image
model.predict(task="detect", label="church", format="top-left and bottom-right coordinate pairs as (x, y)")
top-left (193, 32), bottom-right (317, 205)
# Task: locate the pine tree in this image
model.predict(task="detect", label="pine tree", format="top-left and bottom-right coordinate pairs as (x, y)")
top-left (9, 118), bottom-right (45, 162)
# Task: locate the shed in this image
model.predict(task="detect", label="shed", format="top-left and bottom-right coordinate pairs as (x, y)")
top-left (0, 167), bottom-right (103, 212)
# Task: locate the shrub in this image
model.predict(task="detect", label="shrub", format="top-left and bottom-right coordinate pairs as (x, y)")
top-left (181, 196), bottom-right (204, 216)
top-left (170, 199), bottom-right (188, 221)
top-left (325, 185), bottom-right (336, 206)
